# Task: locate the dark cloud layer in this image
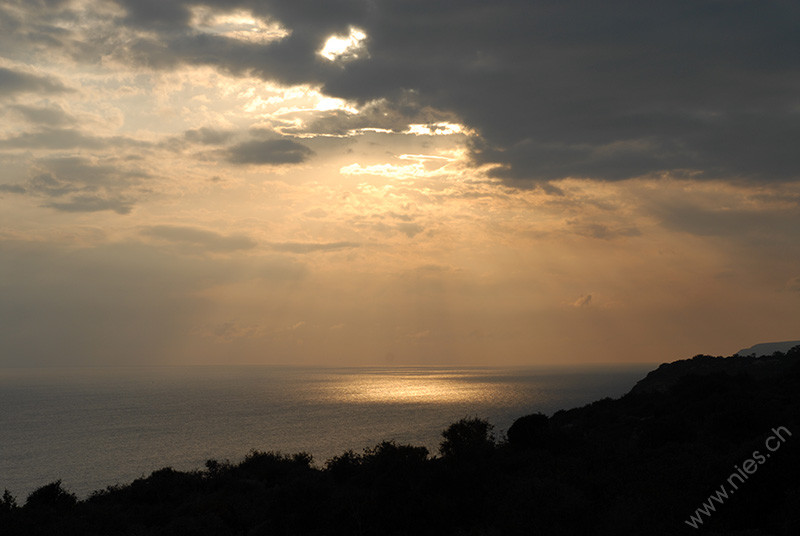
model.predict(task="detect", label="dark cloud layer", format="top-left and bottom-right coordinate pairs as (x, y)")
top-left (184, 127), bottom-right (233, 145)
top-left (226, 138), bottom-right (315, 165)
top-left (0, 128), bottom-right (151, 152)
top-left (94, 0), bottom-right (799, 184)
top-left (142, 225), bottom-right (258, 252)
top-left (0, 66), bottom-right (70, 96)
top-left (0, 183), bottom-right (27, 194)
top-left (652, 202), bottom-right (800, 241)
top-left (0, 156), bottom-right (150, 214)
top-left (267, 241), bottom-right (359, 253)
top-left (8, 104), bottom-right (75, 125)
top-left (46, 195), bottom-right (134, 214)
top-left (1, 1), bottom-right (798, 184)
top-left (276, 97), bottom-right (456, 137)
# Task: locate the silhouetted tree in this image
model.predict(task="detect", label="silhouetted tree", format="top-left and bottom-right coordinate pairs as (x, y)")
top-left (291, 451), bottom-right (314, 467)
top-left (361, 441), bottom-right (429, 479)
top-left (236, 450), bottom-right (313, 483)
top-left (1, 489), bottom-right (17, 513)
top-left (325, 449), bottom-right (362, 482)
top-left (24, 480), bottom-right (77, 511)
top-left (439, 417), bottom-right (495, 461)
top-left (204, 458), bottom-right (226, 477)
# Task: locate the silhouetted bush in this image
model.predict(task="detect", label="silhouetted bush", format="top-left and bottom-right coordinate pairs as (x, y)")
top-left (439, 417), bottom-right (495, 461)
top-left (325, 449), bottom-right (362, 482)
top-left (507, 412), bottom-right (550, 449)
top-left (24, 480), bottom-right (77, 510)
top-left (291, 451), bottom-right (314, 467)
top-left (203, 458), bottom-right (231, 477)
top-left (236, 450), bottom-right (312, 483)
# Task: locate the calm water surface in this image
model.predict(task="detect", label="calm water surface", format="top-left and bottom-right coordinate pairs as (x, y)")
top-left (0, 365), bottom-right (651, 499)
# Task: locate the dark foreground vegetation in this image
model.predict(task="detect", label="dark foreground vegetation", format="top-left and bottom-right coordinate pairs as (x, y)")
top-left (3, 348), bottom-right (800, 535)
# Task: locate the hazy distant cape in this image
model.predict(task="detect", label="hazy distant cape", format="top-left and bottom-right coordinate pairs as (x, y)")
top-left (631, 341), bottom-right (800, 394)
top-left (736, 340), bottom-right (800, 357)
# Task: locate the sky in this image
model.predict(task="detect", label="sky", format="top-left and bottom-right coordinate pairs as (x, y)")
top-left (1, 0), bottom-right (799, 367)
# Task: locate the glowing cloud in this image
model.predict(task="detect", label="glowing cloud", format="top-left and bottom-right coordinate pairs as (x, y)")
top-left (190, 7), bottom-right (290, 44)
top-left (319, 27), bottom-right (368, 62)
top-left (340, 162), bottom-right (433, 179)
top-left (405, 123), bottom-right (468, 136)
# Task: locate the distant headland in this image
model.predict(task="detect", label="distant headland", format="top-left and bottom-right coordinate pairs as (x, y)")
top-left (735, 340), bottom-right (800, 357)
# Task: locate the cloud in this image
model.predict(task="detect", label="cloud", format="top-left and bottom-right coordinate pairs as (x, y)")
top-left (184, 127), bottom-right (233, 145)
top-left (386, 211), bottom-right (414, 222)
top-left (275, 320), bottom-right (306, 333)
top-left (46, 195), bottom-right (135, 214)
top-left (0, 183), bottom-right (27, 194)
top-left (226, 138), bottom-right (314, 165)
top-left (651, 200), bottom-right (800, 239)
top-left (787, 276), bottom-right (800, 293)
top-left (396, 222), bottom-right (424, 238)
top-left (275, 97), bottom-right (457, 137)
top-left (405, 329), bottom-right (431, 341)
top-left (76, 0), bottom-right (799, 185)
top-left (27, 172), bottom-right (78, 197)
top-left (568, 221), bottom-right (641, 240)
top-left (267, 241), bottom-right (359, 253)
top-left (36, 156), bottom-right (150, 186)
top-left (206, 321), bottom-right (266, 342)
top-left (7, 103), bottom-right (75, 126)
top-left (120, 0), bottom-right (192, 28)
top-left (573, 294), bottom-right (592, 308)
top-left (0, 128), bottom-right (150, 151)
top-left (7, 1), bottom-right (796, 183)
top-left (142, 225), bottom-right (258, 252)
top-left (0, 66), bottom-right (71, 96)
top-left (0, 156), bottom-right (151, 213)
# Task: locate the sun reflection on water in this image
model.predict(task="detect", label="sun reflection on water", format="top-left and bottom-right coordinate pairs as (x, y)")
top-left (319, 370), bottom-right (508, 404)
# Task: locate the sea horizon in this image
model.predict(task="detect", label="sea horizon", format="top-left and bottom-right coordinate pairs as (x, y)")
top-left (0, 363), bottom-right (652, 500)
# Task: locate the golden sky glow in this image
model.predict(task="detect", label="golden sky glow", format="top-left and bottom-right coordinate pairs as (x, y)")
top-left (1, 0), bottom-right (798, 367)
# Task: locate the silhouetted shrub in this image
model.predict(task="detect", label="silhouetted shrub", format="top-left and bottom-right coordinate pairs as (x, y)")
top-left (325, 449), bottom-right (362, 483)
top-left (236, 450), bottom-right (312, 483)
top-left (362, 441), bottom-right (428, 477)
top-left (291, 451), bottom-right (314, 468)
top-left (24, 480), bottom-right (77, 510)
top-left (204, 458), bottom-right (230, 477)
top-left (507, 412), bottom-right (549, 449)
top-left (439, 417), bottom-right (495, 461)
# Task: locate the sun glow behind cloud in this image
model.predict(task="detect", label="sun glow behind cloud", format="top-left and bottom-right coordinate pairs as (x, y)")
top-left (319, 27), bottom-right (368, 61)
top-left (0, 0), bottom-right (798, 368)
top-left (190, 7), bottom-right (290, 44)
top-left (405, 123), bottom-right (468, 136)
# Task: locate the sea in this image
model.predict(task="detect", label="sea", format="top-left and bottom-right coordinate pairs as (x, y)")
top-left (0, 364), bottom-right (652, 500)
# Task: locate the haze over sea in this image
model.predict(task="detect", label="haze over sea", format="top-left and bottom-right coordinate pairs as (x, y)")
top-left (1, 364), bottom-right (650, 500)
